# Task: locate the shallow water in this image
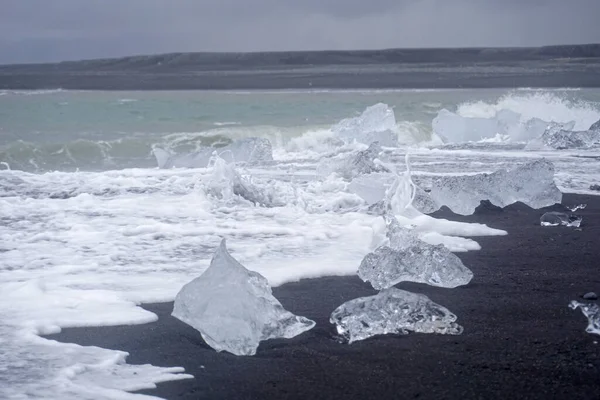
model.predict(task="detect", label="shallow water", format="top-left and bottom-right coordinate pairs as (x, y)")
top-left (1, 88), bottom-right (599, 399)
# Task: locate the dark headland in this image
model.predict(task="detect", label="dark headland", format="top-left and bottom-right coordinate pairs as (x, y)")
top-left (47, 193), bottom-right (600, 400)
top-left (2, 44), bottom-right (600, 90)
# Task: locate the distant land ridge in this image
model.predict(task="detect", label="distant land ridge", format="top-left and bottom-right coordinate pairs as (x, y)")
top-left (1, 44), bottom-right (599, 90)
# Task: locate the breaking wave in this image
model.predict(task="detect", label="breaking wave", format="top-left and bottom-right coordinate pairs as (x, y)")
top-left (1, 91), bottom-right (599, 172)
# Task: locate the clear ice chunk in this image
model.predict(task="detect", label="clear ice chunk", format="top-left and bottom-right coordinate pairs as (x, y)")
top-left (333, 142), bottom-right (390, 179)
top-left (568, 204), bottom-right (587, 212)
top-left (348, 174), bottom-right (389, 205)
top-left (332, 103), bottom-right (399, 146)
top-left (358, 217), bottom-right (473, 290)
top-left (591, 184), bottom-right (600, 192)
top-left (540, 212), bottom-right (582, 227)
top-left (541, 125), bottom-right (600, 149)
top-left (154, 137), bottom-right (273, 168)
top-left (172, 239), bottom-right (315, 356)
top-left (330, 288), bottom-right (464, 343)
top-left (569, 301), bottom-right (600, 336)
top-left (433, 108), bottom-right (551, 143)
top-left (429, 159), bottom-right (562, 215)
top-left (204, 155), bottom-right (280, 207)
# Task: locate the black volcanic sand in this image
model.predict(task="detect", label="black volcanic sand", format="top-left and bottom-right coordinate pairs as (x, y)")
top-left (46, 193), bottom-right (600, 400)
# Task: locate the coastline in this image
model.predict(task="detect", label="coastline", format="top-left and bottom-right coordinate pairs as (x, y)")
top-left (1, 44), bottom-right (599, 90)
top-left (46, 193), bottom-right (600, 400)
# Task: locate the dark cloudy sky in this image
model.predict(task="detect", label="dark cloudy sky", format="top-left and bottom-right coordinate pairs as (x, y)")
top-left (1, 0), bottom-right (599, 64)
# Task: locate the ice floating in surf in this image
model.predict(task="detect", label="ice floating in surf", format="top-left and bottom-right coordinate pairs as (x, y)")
top-left (203, 155), bottom-right (280, 207)
top-left (153, 137), bottom-right (273, 168)
top-left (330, 288), bottom-right (463, 344)
top-left (332, 103), bottom-right (398, 146)
top-left (327, 142), bottom-right (390, 180)
top-left (432, 108), bottom-right (559, 144)
top-left (172, 239), bottom-right (315, 356)
top-left (429, 159), bottom-right (562, 215)
top-left (535, 122), bottom-right (600, 150)
top-left (569, 301), bottom-right (600, 336)
top-left (358, 217), bottom-right (473, 290)
top-left (540, 212), bottom-right (582, 228)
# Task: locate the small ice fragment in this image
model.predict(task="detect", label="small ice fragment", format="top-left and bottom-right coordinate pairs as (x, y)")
top-left (569, 301), bottom-right (600, 336)
top-left (172, 239), bottom-right (315, 356)
top-left (583, 292), bottom-right (598, 300)
top-left (568, 204), bottom-right (587, 212)
top-left (540, 212), bottom-right (582, 228)
top-left (429, 159), bottom-right (562, 215)
top-left (153, 137), bottom-right (273, 168)
top-left (357, 217), bottom-right (473, 289)
top-left (590, 184), bottom-right (600, 192)
top-left (333, 142), bottom-right (390, 179)
top-left (330, 288), bottom-right (463, 344)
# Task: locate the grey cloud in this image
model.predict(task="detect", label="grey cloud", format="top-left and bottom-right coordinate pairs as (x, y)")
top-left (1, 0), bottom-right (599, 64)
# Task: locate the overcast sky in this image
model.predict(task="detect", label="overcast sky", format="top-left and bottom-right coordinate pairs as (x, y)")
top-left (1, 0), bottom-right (599, 64)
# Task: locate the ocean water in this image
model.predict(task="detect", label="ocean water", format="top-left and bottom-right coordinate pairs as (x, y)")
top-left (1, 88), bottom-right (600, 399)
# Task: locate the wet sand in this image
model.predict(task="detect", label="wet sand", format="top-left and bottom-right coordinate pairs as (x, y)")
top-left (47, 193), bottom-right (600, 400)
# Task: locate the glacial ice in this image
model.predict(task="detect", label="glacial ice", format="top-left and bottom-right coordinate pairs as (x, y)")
top-left (204, 155), bottom-right (280, 206)
top-left (154, 137), bottom-right (273, 168)
top-left (333, 142), bottom-right (390, 179)
top-left (540, 212), bottom-right (582, 228)
top-left (358, 217), bottom-right (473, 290)
top-left (569, 301), bottom-right (600, 336)
top-left (538, 122), bottom-right (600, 149)
top-left (330, 288), bottom-right (463, 343)
top-left (432, 108), bottom-right (553, 143)
top-left (429, 159), bottom-right (562, 215)
top-left (589, 119), bottom-right (600, 131)
top-left (332, 103), bottom-right (399, 146)
top-left (568, 204), bottom-right (587, 212)
top-left (172, 239), bottom-right (315, 356)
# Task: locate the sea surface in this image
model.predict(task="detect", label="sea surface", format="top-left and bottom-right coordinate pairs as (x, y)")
top-left (1, 88), bottom-right (600, 399)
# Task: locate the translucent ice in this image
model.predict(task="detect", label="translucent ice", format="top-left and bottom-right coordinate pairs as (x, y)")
top-left (540, 212), bottom-right (582, 228)
top-left (330, 288), bottom-right (463, 343)
top-left (358, 217), bottom-right (473, 290)
top-left (569, 301), bottom-right (600, 336)
top-left (432, 108), bottom-right (551, 143)
top-left (154, 137), bottom-right (273, 168)
top-left (333, 142), bottom-right (390, 179)
top-left (589, 119), bottom-right (600, 131)
top-left (332, 103), bottom-right (399, 146)
top-left (429, 159), bottom-right (562, 215)
top-left (204, 155), bottom-right (280, 206)
top-left (540, 124), bottom-right (600, 149)
top-left (172, 239), bottom-right (315, 356)
top-left (568, 204), bottom-right (587, 212)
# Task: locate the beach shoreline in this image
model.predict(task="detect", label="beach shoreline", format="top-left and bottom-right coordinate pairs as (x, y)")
top-left (45, 193), bottom-right (600, 400)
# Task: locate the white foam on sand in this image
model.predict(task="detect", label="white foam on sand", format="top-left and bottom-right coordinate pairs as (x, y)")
top-left (0, 157), bottom-right (513, 399)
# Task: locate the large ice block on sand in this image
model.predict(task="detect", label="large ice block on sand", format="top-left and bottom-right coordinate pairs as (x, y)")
top-left (330, 288), bottom-right (463, 343)
top-left (172, 239), bottom-right (315, 356)
top-left (154, 137), bottom-right (273, 168)
top-left (333, 103), bottom-right (398, 146)
top-left (358, 217), bottom-right (473, 289)
top-left (569, 301), bottom-right (600, 336)
top-left (429, 159), bottom-right (562, 215)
